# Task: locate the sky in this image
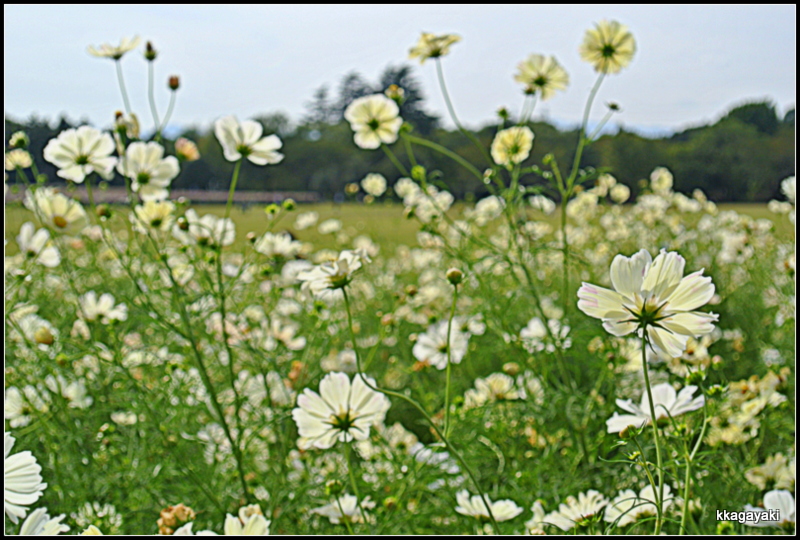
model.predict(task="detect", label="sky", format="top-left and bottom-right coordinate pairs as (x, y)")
top-left (3, 5), bottom-right (796, 136)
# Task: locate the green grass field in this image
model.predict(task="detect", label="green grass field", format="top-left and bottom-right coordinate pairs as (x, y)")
top-left (3, 202), bottom-right (793, 254)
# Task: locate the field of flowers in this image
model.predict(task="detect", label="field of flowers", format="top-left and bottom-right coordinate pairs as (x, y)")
top-left (4, 22), bottom-right (796, 535)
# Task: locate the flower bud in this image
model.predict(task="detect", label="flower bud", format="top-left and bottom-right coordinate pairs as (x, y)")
top-left (607, 102), bottom-right (621, 112)
top-left (325, 480), bottom-right (344, 497)
top-left (33, 326), bottom-right (55, 346)
top-left (497, 106), bottom-right (510, 119)
top-left (177, 217), bottom-right (190, 231)
top-left (384, 84), bottom-right (405, 104)
top-left (345, 182), bottom-right (359, 195)
top-left (410, 165), bottom-right (426, 182)
top-left (446, 267), bottom-right (463, 285)
top-left (9, 131), bottom-right (29, 149)
top-left (264, 203), bottom-right (279, 216)
top-left (246, 232), bottom-right (257, 244)
top-left (383, 496), bottom-right (399, 510)
top-left (145, 41), bottom-right (157, 61)
top-left (685, 370), bottom-right (706, 386)
top-left (282, 198), bottom-right (296, 210)
top-left (168, 75), bottom-right (180, 91)
top-left (619, 424), bottom-right (640, 440)
top-left (96, 204), bottom-right (112, 219)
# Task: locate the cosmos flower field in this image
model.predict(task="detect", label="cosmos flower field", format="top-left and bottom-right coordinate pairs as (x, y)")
top-left (4, 22), bottom-right (796, 535)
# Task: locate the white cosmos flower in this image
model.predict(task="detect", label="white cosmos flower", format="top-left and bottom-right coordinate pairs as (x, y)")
top-left (173, 209), bottom-right (236, 247)
top-left (254, 231), bottom-right (302, 259)
top-left (79, 291), bottom-right (128, 324)
top-left (515, 54), bottom-right (569, 100)
top-left (43, 126), bottom-right (116, 183)
top-left (19, 507), bottom-right (70, 535)
top-left (292, 372), bottom-right (390, 450)
top-left (16, 223), bottom-right (60, 268)
top-left (87, 36), bottom-right (141, 60)
top-left (544, 490), bottom-right (608, 531)
top-left (311, 494), bottom-right (376, 524)
top-left (610, 183), bottom-right (631, 204)
top-left (491, 126), bottom-right (534, 167)
top-left (223, 513), bottom-right (270, 535)
top-left (5, 149), bottom-right (33, 170)
top-left (293, 211), bottom-right (318, 231)
top-left (529, 195), bottom-right (556, 214)
top-left (412, 320), bottom-right (469, 370)
top-left (5, 432), bottom-right (48, 524)
top-left (744, 490), bottom-right (795, 528)
top-left (577, 249), bottom-right (718, 358)
top-left (133, 200), bottom-right (176, 232)
top-left (579, 20), bottom-right (636, 74)
top-left (604, 484), bottom-right (675, 527)
top-left (117, 142), bottom-right (179, 201)
top-left (214, 116), bottom-right (284, 165)
top-left (24, 188), bottom-right (88, 234)
top-left (360, 173), bottom-right (387, 197)
top-left (344, 94), bottom-right (403, 150)
top-left (296, 250), bottom-right (369, 302)
top-left (455, 490), bottom-right (523, 522)
top-left (606, 382), bottom-right (704, 433)
top-left (408, 32), bottom-right (461, 63)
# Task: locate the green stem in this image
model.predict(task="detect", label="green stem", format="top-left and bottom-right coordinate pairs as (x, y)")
top-left (403, 134), bottom-right (484, 181)
top-left (148, 62), bottom-right (161, 139)
top-left (435, 58), bottom-right (493, 165)
top-left (160, 91), bottom-right (177, 134)
top-left (381, 144), bottom-right (409, 177)
top-left (680, 388), bottom-right (709, 534)
top-left (341, 288), bottom-right (500, 534)
top-left (444, 283), bottom-right (459, 438)
top-left (115, 60), bottom-right (133, 115)
top-left (640, 331), bottom-right (664, 534)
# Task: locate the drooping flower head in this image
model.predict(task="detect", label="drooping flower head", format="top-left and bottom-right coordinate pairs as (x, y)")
top-left (455, 490), bottom-right (524, 522)
top-left (577, 249), bottom-right (718, 357)
top-left (491, 126), bottom-right (534, 167)
top-left (344, 95), bottom-right (403, 150)
top-left (214, 116), bottom-right (284, 165)
top-left (87, 36), bottom-right (141, 60)
top-left (409, 32), bottom-right (461, 63)
top-left (24, 187), bottom-right (88, 234)
top-left (579, 20), bottom-right (636, 74)
top-left (515, 54), bottom-right (570, 100)
top-left (5, 432), bottom-right (48, 524)
top-left (292, 372), bottom-right (390, 450)
top-left (296, 250), bottom-right (370, 301)
top-left (43, 126), bottom-right (116, 183)
top-left (117, 142), bottom-right (179, 201)
top-left (606, 383), bottom-right (704, 433)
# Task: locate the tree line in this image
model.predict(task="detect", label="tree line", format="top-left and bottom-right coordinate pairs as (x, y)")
top-left (5, 64), bottom-right (795, 203)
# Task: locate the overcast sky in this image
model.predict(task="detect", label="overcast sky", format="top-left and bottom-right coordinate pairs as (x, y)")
top-left (4, 5), bottom-right (796, 135)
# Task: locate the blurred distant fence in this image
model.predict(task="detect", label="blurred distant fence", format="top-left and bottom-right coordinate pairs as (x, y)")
top-left (6, 187), bottom-right (320, 205)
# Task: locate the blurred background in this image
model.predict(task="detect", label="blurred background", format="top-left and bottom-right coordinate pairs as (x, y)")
top-left (4, 5), bottom-right (796, 202)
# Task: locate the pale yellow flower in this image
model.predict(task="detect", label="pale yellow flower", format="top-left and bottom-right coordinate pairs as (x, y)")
top-left (87, 36), bottom-right (141, 60)
top-left (515, 54), bottom-right (569, 100)
top-left (491, 126), bottom-right (534, 167)
top-left (408, 32), bottom-right (461, 63)
top-left (579, 20), bottom-right (636, 74)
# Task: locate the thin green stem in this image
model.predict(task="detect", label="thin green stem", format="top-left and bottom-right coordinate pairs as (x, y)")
top-left (160, 91), bottom-right (177, 134)
top-left (341, 288), bottom-right (500, 534)
top-left (444, 283), bottom-right (459, 438)
top-left (680, 388), bottom-right (709, 534)
top-left (435, 58), bottom-right (492, 165)
top-left (148, 62), bottom-right (161, 139)
top-left (115, 60), bottom-right (133, 115)
top-left (640, 331), bottom-right (664, 534)
top-left (381, 144), bottom-right (409, 177)
top-left (403, 134), bottom-right (484, 181)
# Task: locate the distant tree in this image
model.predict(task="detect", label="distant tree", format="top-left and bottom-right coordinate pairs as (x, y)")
top-left (782, 108), bottom-right (795, 125)
top-left (303, 84), bottom-right (336, 126)
top-left (378, 64), bottom-right (439, 135)
top-left (334, 72), bottom-right (374, 120)
top-left (722, 101), bottom-right (779, 135)
top-left (254, 112), bottom-right (293, 138)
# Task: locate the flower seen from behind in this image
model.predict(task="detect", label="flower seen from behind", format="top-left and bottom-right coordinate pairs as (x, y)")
top-left (117, 142), bottom-right (179, 201)
top-left (5, 432), bottom-right (48, 524)
top-left (408, 32), bottom-right (461, 63)
top-left (544, 490), bottom-right (608, 531)
top-left (344, 94), bottom-right (403, 150)
top-left (16, 222), bottom-right (60, 268)
top-left (606, 382), bottom-right (704, 433)
top-left (87, 36), bottom-right (141, 60)
top-left (577, 249), bottom-right (718, 357)
top-left (515, 54), bottom-right (569, 99)
top-left (43, 126), bottom-right (116, 183)
top-left (579, 20), bottom-right (636, 74)
top-left (455, 490), bottom-right (524, 522)
top-left (214, 116), bottom-right (284, 165)
top-left (292, 372), bottom-right (390, 450)
top-left (491, 126), bottom-right (534, 167)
